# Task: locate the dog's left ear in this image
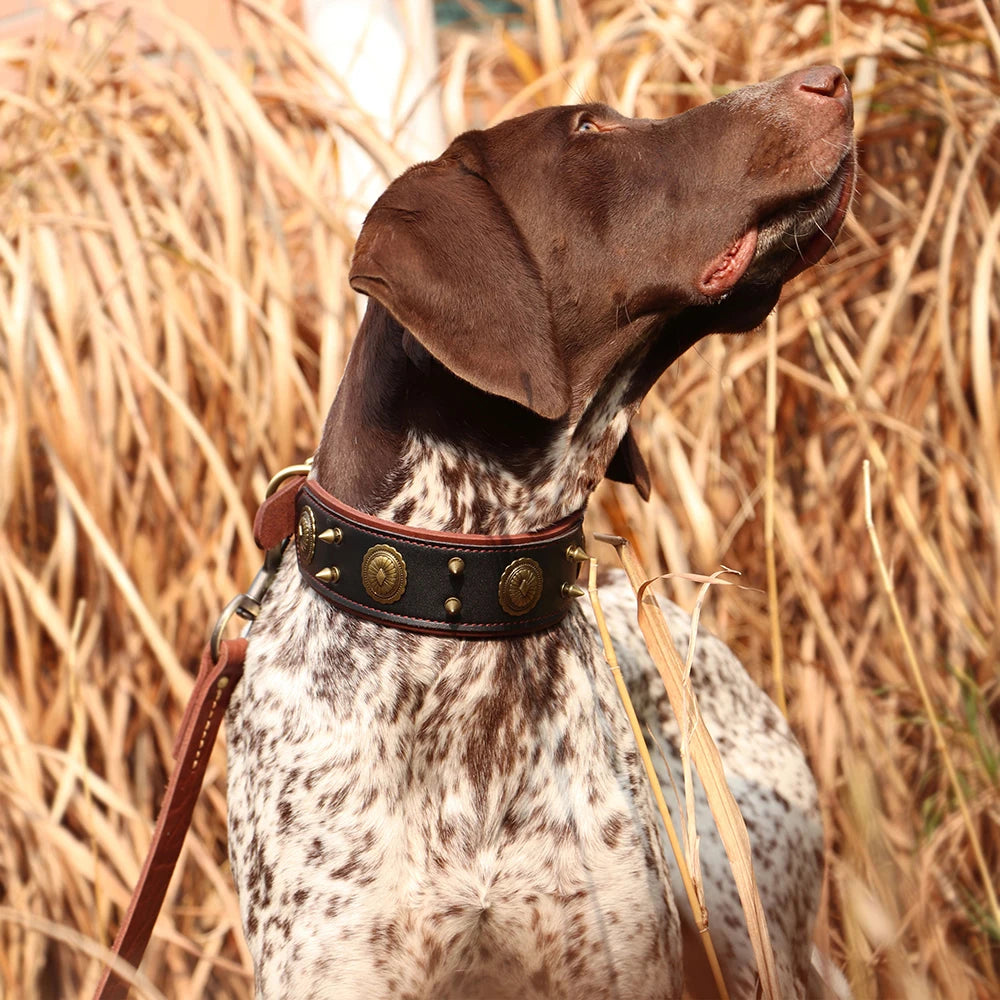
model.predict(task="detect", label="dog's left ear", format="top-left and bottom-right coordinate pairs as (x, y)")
top-left (349, 157), bottom-right (572, 421)
top-left (606, 427), bottom-right (651, 501)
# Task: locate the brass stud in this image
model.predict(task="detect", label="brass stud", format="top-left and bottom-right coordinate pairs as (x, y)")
top-left (217, 676), bottom-right (230, 689)
top-left (498, 558), bottom-right (544, 616)
top-left (315, 566), bottom-right (340, 583)
top-left (562, 583), bottom-right (586, 599)
top-left (296, 507), bottom-right (316, 563)
top-left (444, 597), bottom-right (462, 617)
top-left (319, 527), bottom-right (343, 544)
top-left (448, 557), bottom-right (465, 576)
top-left (361, 544), bottom-right (407, 604)
top-left (565, 545), bottom-right (589, 563)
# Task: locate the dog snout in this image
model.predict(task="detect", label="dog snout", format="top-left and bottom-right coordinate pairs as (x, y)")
top-left (755, 64), bottom-right (855, 182)
top-left (795, 65), bottom-right (848, 100)
top-left (790, 64), bottom-right (853, 124)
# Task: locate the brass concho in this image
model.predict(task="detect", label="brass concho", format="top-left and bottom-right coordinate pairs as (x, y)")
top-left (498, 557), bottom-right (544, 616)
top-left (296, 506), bottom-right (316, 564)
top-left (361, 544), bottom-right (407, 604)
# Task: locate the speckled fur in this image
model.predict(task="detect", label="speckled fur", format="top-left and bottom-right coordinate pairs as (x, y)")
top-left (380, 411), bottom-right (632, 536)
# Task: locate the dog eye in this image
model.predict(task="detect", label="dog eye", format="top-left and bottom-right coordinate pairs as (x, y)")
top-left (576, 120), bottom-right (600, 133)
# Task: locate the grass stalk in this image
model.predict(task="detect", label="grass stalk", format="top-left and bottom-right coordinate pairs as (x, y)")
top-left (764, 312), bottom-right (787, 717)
top-left (586, 557), bottom-right (731, 1000)
top-left (595, 534), bottom-right (780, 1000)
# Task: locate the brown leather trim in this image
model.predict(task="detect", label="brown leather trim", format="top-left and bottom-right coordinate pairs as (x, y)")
top-left (93, 639), bottom-right (247, 1000)
top-left (304, 479), bottom-right (585, 547)
top-left (253, 475), bottom-right (585, 554)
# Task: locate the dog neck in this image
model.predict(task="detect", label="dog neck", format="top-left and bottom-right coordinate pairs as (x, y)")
top-left (310, 304), bottom-right (639, 535)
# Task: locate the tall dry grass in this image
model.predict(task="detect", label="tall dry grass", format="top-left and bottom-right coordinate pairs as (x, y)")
top-left (0, 1), bottom-right (997, 998)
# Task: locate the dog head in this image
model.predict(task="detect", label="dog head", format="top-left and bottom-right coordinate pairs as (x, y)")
top-left (346, 66), bottom-right (855, 499)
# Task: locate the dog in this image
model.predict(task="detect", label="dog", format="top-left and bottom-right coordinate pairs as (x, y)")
top-left (225, 65), bottom-right (855, 999)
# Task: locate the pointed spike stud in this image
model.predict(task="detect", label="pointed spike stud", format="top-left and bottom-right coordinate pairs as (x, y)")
top-left (561, 583), bottom-right (586, 599)
top-left (318, 527), bottom-right (343, 544)
top-left (444, 597), bottom-right (462, 617)
top-left (565, 545), bottom-right (589, 563)
top-left (315, 566), bottom-right (340, 583)
top-left (448, 557), bottom-right (465, 576)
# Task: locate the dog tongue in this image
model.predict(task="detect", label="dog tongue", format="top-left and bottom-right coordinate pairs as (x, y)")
top-left (697, 227), bottom-right (758, 297)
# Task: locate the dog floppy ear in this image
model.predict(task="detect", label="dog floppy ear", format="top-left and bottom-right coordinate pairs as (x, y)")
top-left (349, 158), bottom-right (571, 421)
top-left (605, 426), bottom-right (651, 501)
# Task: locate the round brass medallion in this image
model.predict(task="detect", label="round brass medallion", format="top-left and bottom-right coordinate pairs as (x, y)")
top-left (361, 544), bottom-right (407, 604)
top-left (498, 557), bottom-right (544, 616)
top-left (296, 506), bottom-right (316, 563)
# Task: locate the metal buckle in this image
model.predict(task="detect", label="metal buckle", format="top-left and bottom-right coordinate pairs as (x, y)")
top-left (209, 459), bottom-right (311, 660)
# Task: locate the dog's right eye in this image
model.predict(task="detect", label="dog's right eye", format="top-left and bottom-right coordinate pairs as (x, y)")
top-left (576, 120), bottom-right (600, 133)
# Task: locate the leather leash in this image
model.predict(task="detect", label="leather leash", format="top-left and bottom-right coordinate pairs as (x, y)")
top-left (94, 464), bottom-right (588, 997)
top-left (93, 638), bottom-right (246, 1000)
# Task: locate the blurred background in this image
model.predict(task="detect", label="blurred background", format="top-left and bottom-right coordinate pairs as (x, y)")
top-left (0, 1), bottom-right (997, 997)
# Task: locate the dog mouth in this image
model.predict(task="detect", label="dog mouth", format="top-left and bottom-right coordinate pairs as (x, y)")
top-left (697, 150), bottom-right (856, 298)
top-left (757, 150), bottom-right (856, 281)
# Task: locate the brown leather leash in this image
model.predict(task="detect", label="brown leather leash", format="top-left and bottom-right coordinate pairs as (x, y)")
top-left (94, 463), bottom-right (587, 997)
top-left (93, 638), bottom-right (246, 1000)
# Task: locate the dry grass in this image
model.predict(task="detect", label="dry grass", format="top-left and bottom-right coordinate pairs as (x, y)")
top-left (0, 1), bottom-right (997, 997)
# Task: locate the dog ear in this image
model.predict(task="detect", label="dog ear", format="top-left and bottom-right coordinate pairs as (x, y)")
top-left (605, 427), bottom-right (651, 501)
top-left (349, 159), bottom-right (571, 421)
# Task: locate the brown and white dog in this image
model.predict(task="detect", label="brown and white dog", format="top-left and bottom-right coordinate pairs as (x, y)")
top-left (226, 66), bottom-right (855, 999)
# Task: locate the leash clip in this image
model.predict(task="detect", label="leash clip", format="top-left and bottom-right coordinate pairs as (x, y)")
top-left (210, 538), bottom-right (288, 661)
top-left (210, 459), bottom-right (312, 660)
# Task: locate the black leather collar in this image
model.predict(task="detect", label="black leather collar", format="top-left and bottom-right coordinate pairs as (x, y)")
top-left (293, 481), bottom-right (586, 637)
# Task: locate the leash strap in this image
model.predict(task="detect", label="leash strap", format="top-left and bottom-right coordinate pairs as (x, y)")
top-left (93, 638), bottom-right (247, 1000)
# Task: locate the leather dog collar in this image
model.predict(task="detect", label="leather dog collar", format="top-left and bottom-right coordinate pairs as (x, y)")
top-left (255, 477), bottom-right (587, 637)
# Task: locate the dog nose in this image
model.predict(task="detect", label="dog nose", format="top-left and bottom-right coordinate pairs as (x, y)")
top-left (795, 65), bottom-right (849, 102)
